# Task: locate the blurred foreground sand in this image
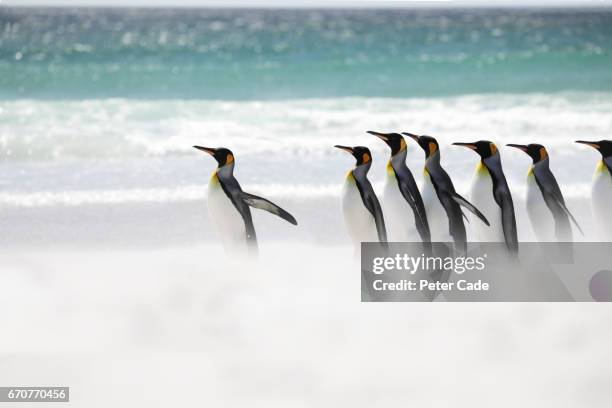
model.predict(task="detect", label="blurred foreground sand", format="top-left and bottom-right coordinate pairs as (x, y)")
top-left (0, 244), bottom-right (611, 407)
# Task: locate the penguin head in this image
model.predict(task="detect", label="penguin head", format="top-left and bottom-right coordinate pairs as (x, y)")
top-left (576, 140), bottom-right (612, 158)
top-left (334, 145), bottom-right (372, 167)
top-left (367, 131), bottom-right (406, 156)
top-left (506, 143), bottom-right (548, 164)
top-left (403, 132), bottom-right (439, 159)
top-left (453, 140), bottom-right (499, 159)
top-left (193, 146), bottom-right (235, 167)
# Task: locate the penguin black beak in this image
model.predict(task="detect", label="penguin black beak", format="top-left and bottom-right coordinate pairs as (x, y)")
top-left (334, 145), bottom-right (354, 154)
top-left (506, 144), bottom-right (528, 153)
top-left (193, 145), bottom-right (216, 155)
top-left (575, 140), bottom-right (600, 150)
top-left (452, 142), bottom-right (478, 151)
top-left (402, 132), bottom-right (420, 143)
top-left (367, 131), bottom-right (389, 141)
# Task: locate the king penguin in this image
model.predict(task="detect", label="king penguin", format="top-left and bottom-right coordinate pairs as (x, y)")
top-left (193, 146), bottom-right (297, 255)
top-left (335, 145), bottom-right (387, 250)
top-left (403, 133), bottom-right (490, 252)
top-left (453, 141), bottom-right (518, 253)
top-left (367, 131), bottom-right (431, 249)
top-left (507, 143), bottom-right (582, 242)
top-left (575, 140), bottom-right (612, 241)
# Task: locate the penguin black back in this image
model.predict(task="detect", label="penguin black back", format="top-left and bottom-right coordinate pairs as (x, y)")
top-left (453, 141), bottom-right (518, 253)
top-left (507, 143), bottom-right (583, 240)
top-left (194, 146), bottom-right (297, 254)
top-left (404, 133), bottom-right (490, 251)
top-left (335, 145), bottom-right (388, 246)
top-left (367, 131), bottom-right (431, 248)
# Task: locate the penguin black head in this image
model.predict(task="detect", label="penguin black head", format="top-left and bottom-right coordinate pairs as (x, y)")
top-left (334, 145), bottom-right (372, 166)
top-left (453, 140), bottom-right (499, 159)
top-left (403, 132), bottom-right (439, 159)
top-left (193, 146), bottom-right (235, 167)
top-left (576, 140), bottom-right (612, 158)
top-left (367, 131), bottom-right (406, 156)
top-left (506, 143), bottom-right (548, 164)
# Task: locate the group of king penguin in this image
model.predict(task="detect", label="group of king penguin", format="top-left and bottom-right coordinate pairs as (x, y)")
top-left (192, 137), bottom-right (611, 256)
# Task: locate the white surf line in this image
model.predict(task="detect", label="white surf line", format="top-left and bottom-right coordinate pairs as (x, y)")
top-left (0, 184), bottom-right (341, 207)
top-left (0, 182), bottom-right (590, 208)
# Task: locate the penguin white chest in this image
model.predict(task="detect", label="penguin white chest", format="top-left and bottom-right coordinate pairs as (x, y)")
top-left (591, 162), bottom-right (612, 241)
top-left (421, 171), bottom-right (451, 242)
top-left (341, 173), bottom-right (377, 246)
top-left (469, 165), bottom-right (503, 242)
top-left (382, 168), bottom-right (418, 241)
top-left (526, 170), bottom-right (554, 242)
top-left (207, 173), bottom-right (247, 250)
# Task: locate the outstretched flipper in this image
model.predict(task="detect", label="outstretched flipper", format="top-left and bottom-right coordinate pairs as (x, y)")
top-left (451, 193), bottom-right (490, 226)
top-left (241, 192), bottom-right (298, 225)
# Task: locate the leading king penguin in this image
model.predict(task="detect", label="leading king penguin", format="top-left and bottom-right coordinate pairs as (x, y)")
top-left (403, 133), bottom-right (490, 252)
top-left (194, 146), bottom-right (297, 255)
top-left (507, 143), bottom-right (582, 242)
top-left (575, 140), bottom-right (612, 241)
top-left (453, 141), bottom-right (518, 253)
top-left (335, 145), bottom-right (387, 250)
top-left (367, 131), bottom-right (431, 249)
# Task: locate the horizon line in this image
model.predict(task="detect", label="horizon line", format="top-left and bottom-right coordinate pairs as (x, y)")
top-left (5, 4), bottom-right (612, 9)
top-left (4, 0), bottom-right (612, 9)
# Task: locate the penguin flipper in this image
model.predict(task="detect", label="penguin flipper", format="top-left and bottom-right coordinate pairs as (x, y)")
top-left (397, 178), bottom-right (431, 243)
top-left (539, 189), bottom-right (584, 237)
top-left (451, 193), bottom-right (490, 226)
top-left (356, 179), bottom-right (387, 245)
top-left (500, 196), bottom-right (519, 252)
top-left (533, 169), bottom-right (584, 237)
top-left (241, 192), bottom-right (298, 225)
top-left (366, 195), bottom-right (388, 245)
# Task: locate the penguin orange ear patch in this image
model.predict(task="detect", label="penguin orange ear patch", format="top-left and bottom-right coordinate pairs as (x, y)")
top-left (362, 152), bottom-right (371, 163)
top-left (490, 143), bottom-right (497, 155)
top-left (539, 147), bottom-right (547, 161)
top-left (428, 142), bottom-right (437, 155)
top-left (400, 138), bottom-right (407, 151)
top-left (226, 154), bottom-right (234, 165)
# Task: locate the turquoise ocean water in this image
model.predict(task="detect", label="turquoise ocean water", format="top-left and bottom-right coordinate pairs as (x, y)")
top-left (1, 8), bottom-right (612, 99)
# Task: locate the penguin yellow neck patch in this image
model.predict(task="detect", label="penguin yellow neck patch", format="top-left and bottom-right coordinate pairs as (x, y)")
top-left (386, 160), bottom-right (394, 176)
top-left (210, 172), bottom-right (219, 184)
top-left (476, 161), bottom-right (488, 175)
top-left (596, 160), bottom-right (607, 174)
